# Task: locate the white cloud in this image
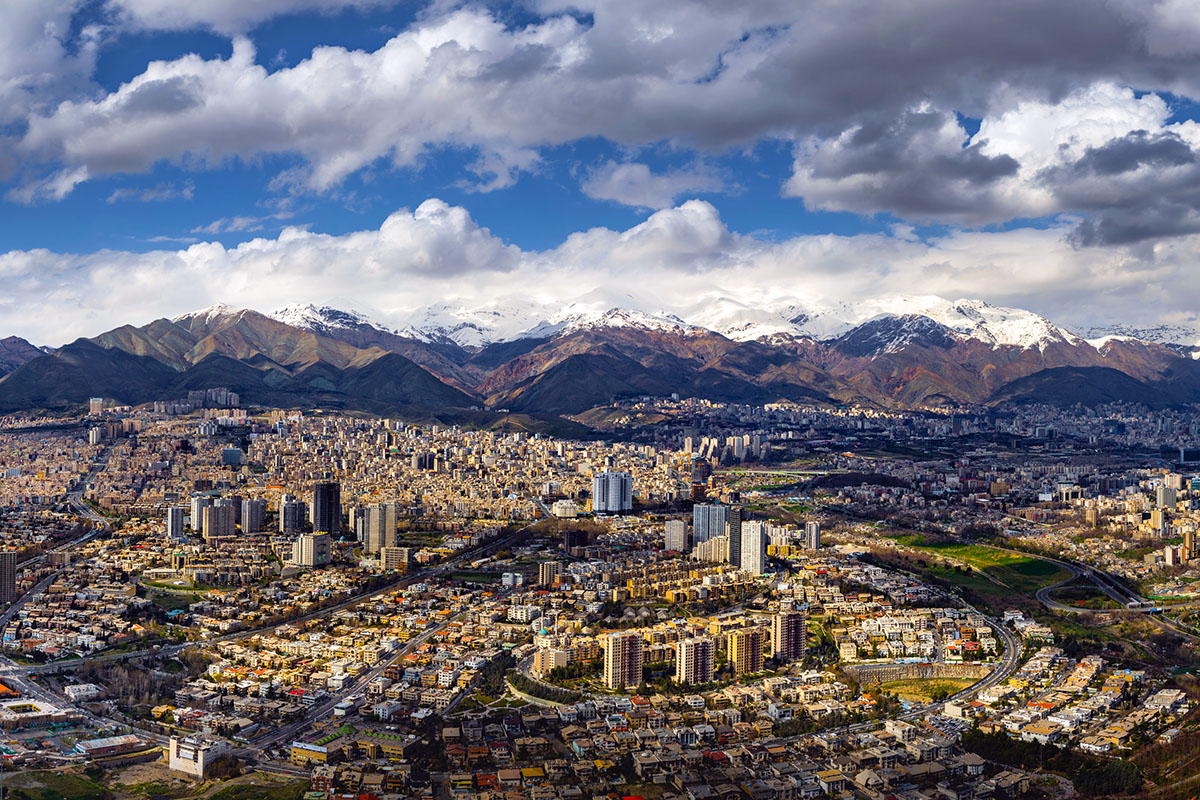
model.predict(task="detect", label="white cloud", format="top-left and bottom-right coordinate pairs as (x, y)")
top-left (106, 181), bottom-right (194, 204)
top-left (191, 212), bottom-right (289, 235)
top-left (5, 166), bottom-right (90, 204)
top-left (783, 83), bottom-right (1200, 241)
top-left (581, 161), bottom-right (724, 209)
top-left (14, 0), bottom-right (1200, 216)
top-left (4, 198), bottom-right (1200, 346)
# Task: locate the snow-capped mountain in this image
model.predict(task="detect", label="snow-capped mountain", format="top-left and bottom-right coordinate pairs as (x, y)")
top-left (262, 293), bottom-right (1099, 354)
top-left (393, 296), bottom-right (689, 348)
top-left (14, 293), bottom-right (1197, 418)
top-left (683, 296), bottom-right (812, 342)
top-left (172, 302), bottom-right (245, 326)
top-left (396, 301), bottom-right (557, 347)
top-left (167, 288), bottom-right (1129, 361)
top-left (270, 303), bottom-right (397, 336)
top-left (678, 295), bottom-right (1081, 352)
top-left (1077, 323), bottom-right (1200, 351)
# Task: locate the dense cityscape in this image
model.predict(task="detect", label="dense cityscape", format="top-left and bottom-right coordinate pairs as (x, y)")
top-left (10, 0), bottom-right (1200, 798)
top-left (0, 391), bottom-right (1193, 799)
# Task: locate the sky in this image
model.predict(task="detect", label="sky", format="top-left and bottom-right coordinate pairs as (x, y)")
top-left (7, 0), bottom-right (1200, 344)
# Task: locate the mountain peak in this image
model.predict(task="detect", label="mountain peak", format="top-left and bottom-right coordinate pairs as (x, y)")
top-left (269, 303), bottom-right (395, 335)
top-left (172, 303), bottom-right (245, 326)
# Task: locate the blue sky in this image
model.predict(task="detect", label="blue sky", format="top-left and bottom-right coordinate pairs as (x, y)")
top-left (4, 0), bottom-right (1200, 343)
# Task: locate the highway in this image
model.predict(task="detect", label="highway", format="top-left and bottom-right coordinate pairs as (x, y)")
top-left (987, 546), bottom-right (1200, 643)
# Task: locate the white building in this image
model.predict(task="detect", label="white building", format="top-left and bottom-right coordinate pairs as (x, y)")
top-left (592, 471), bottom-right (633, 514)
top-left (293, 533), bottom-right (331, 567)
top-left (168, 736), bottom-right (231, 779)
top-left (740, 521), bottom-right (767, 575)
top-left (664, 520), bottom-right (688, 552)
top-left (550, 499), bottom-right (579, 518)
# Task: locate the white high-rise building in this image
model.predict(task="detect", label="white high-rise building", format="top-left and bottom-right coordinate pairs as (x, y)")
top-left (740, 521), bottom-right (767, 575)
top-left (293, 533), bottom-right (331, 567)
top-left (364, 502), bottom-right (398, 553)
top-left (664, 520), bottom-right (688, 552)
top-left (805, 521), bottom-right (821, 551)
top-left (166, 507), bottom-right (186, 541)
top-left (1158, 485), bottom-right (1178, 509)
top-left (189, 496), bottom-right (212, 531)
top-left (692, 535), bottom-right (728, 563)
top-left (592, 471), bottom-right (633, 514)
top-left (675, 637), bottom-right (714, 685)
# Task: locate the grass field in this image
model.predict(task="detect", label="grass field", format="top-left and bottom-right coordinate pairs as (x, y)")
top-left (879, 677), bottom-right (975, 703)
top-left (447, 571), bottom-right (500, 582)
top-left (886, 535), bottom-right (1071, 595)
top-left (1049, 584), bottom-right (1122, 610)
top-left (149, 592), bottom-right (198, 611)
top-left (207, 781), bottom-right (309, 800)
top-left (6, 770), bottom-right (108, 800)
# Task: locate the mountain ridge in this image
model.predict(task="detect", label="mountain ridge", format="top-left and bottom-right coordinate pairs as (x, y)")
top-left (2, 297), bottom-right (1197, 418)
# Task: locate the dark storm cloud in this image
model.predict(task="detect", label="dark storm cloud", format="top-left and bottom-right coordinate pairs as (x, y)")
top-left (812, 112), bottom-right (1018, 185)
top-left (1069, 130), bottom-right (1196, 175)
top-left (1037, 130), bottom-right (1200, 245)
top-left (788, 108), bottom-right (1019, 220)
top-left (1070, 206), bottom-right (1200, 246)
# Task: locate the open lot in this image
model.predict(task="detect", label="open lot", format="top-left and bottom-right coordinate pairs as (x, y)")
top-left (879, 677), bottom-right (975, 703)
top-left (886, 535), bottom-right (1072, 595)
top-left (6, 770), bottom-right (108, 800)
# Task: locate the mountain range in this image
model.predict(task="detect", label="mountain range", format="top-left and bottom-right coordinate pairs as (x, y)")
top-left (2, 296), bottom-right (1200, 421)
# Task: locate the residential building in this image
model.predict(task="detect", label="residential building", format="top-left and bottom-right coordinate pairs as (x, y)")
top-left (539, 561), bottom-right (562, 586)
top-left (740, 520), bottom-right (766, 574)
top-left (0, 551), bottom-right (16, 604)
top-left (240, 498), bottom-right (266, 534)
top-left (201, 504), bottom-right (235, 541)
top-left (771, 607), bottom-right (808, 663)
top-left (293, 533), bottom-right (331, 567)
top-left (166, 507), bottom-right (186, 541)
top-left (664, 519), bottom-right (688, 552)
top-left (279, 494), bottom-right (306, 533)
top-left (727, 506), bottom-right (744, 568)
top-left (728, 627), bottom-right (765, 675)
top-left (603, 631), bottom-right (644, 691)
top-left (692, 504), bottom-right (728, 544)
top-left (592, 471), bottom-right (633, 514)
top-left (675, 636), bottom-right (714, 685)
